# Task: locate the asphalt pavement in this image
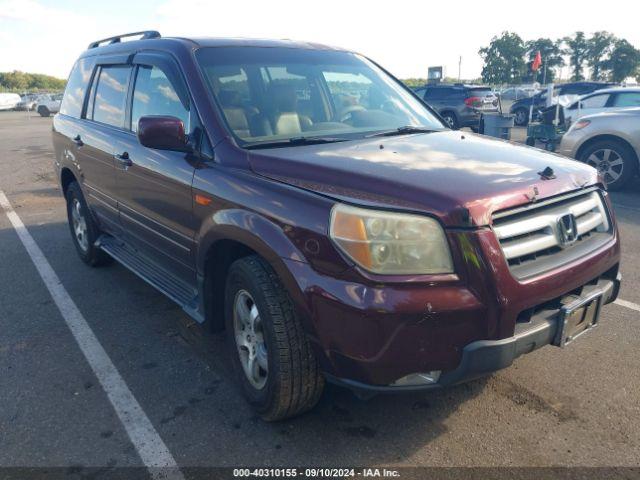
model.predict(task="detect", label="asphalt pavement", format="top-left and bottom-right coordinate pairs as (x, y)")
top-left (1, 111), bottom-right (639, 476)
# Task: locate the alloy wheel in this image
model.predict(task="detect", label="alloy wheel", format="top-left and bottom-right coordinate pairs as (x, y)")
top-left (233, 290), bottom-right (268, 389)
top-left (71, 198), bottom-right (89, 252)
top-left (586, 148), bottom-right (624, 185)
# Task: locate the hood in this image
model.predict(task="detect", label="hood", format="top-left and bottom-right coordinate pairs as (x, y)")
top-left (248, 131), bottom-right (598, 226)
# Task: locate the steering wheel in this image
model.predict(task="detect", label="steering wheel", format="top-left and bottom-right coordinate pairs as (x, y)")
top-left (339, 105), bottom-right (366, 123)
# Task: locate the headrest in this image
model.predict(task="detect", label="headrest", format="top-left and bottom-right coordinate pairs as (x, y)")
top-left (269, 84), bottom-right (297, 112)
top-left (218, 89), bottom-right (242, 108)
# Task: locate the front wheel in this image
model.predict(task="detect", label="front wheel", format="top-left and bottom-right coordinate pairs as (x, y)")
top-left (225, 255), bottom-right (324, 421)
top-left (579, 140), bottom-right (638, 191)
top-left (38, 106), bottom-right (50, 117)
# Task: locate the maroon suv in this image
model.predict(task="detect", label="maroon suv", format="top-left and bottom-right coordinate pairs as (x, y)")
top-left (53, 31), bottom-right (621, 421)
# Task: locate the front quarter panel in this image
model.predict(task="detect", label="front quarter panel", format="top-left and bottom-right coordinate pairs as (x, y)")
top-left (192, 160), bottom-right (349, 279)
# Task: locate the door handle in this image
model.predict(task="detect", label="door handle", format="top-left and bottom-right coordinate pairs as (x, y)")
top-left (73, 134), bottom-right (83, 147)
top-left (114, 151), bottom-right (132, 167)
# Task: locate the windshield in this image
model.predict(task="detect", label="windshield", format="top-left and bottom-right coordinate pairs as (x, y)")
top-left (196, 47), bottom-right (444, 147)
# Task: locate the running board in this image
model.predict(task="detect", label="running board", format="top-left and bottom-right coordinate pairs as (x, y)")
top-left (96, 235), bottom-right (204, 323)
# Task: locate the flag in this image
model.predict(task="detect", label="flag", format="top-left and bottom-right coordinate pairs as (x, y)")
top-left (532, 51), bottom-right (542, 72)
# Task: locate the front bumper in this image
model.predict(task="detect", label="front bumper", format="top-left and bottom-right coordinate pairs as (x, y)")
top-left (326, 274), bottom-right (621, 395)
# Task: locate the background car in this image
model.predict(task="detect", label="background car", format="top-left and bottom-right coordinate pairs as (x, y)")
top-left (564, 87), bottom-right (640, 123)
top-left (15, 93), bottom-right (41, 111)
top-left (413, 84), bottom-right (498, 129)
top-left (558, 107), bottom-right (640, 190)
top-left (0, 92), bottom-right (21, 111)
top-left (510, 82), bottom-right (616, 126)
top-left (36, 93), bottom-right (62, 117)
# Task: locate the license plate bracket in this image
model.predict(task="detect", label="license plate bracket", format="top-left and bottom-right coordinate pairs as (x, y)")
top-left (553, 290), bottom-right (603, 348)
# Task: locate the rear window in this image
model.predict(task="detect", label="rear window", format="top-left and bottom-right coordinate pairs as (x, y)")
top-left (60, 57), bottom-right (96, 118)
top-left (91, 66), bottom-right (131, 128)
top-left (467, 87), bottom-right (493, 97)
top-left (424, 87), bottom-right (453, 99)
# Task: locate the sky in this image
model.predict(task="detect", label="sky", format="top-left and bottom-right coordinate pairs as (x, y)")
top-left (1, 0), bottom-right (639, 81)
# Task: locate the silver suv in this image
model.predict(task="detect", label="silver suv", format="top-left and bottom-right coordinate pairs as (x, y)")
top-left (558, 107), bottom-right (640, 190)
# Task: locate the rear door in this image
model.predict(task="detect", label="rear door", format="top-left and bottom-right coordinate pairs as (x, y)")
top-left (79, 59), bottom-right (133, 234)
top-left (113, 52), bottom-right (197, 284)
top-left (423, 87), bottom-right (451, 110)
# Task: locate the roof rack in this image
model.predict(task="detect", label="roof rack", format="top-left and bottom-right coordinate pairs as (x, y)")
top-left (88, 31), bottom-right (161, 49)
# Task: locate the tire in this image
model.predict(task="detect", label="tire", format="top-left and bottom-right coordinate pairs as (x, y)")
top-left (225, 255), bottom-right (324, 421)
top-left (38, 106), bottom-right (50, 117)
top-left (441, 111), bottom-right (458, 129)
top-left (513, 108), bottom-right (529, 126)
top-left (65, 182), bottom-right (111, 266)
top-left (578, 139), bottom-right (638, 191)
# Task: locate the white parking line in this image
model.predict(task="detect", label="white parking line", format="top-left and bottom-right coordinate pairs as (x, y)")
top-left (0, 190), bottom-right (183, 480)
top-left (615, 299), bottom-right (640, 313)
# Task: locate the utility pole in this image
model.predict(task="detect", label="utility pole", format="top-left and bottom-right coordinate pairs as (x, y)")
top-left (458, 56), bottom-right (462, 82)
top-left (542, 59), bottom-right (547, 85)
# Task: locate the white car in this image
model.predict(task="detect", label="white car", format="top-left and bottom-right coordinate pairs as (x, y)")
top-left (36, 93), bottom-right (63, 117)
top-left (0, 92), bottom-right (21, 111)
top-left (564, 87), bottom-right (640, 123)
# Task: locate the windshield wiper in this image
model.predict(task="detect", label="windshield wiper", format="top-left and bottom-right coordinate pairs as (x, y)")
top-left (366, 125), bottom-right (439, 138)
top-left (245, 136), bottom-right (349, 150)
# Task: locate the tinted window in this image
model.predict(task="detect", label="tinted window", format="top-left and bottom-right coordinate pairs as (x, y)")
top-left (60, 57), bottom-right (96, 118)
top-left (612, 92), bottom-right (640, 107)
top-left (467, 87), bottom-right (493, 98)
top-left (92, 66), bottom-right (131, 128)
top-left (424, 87), bottom-right (450, 99)
top-left (131, 65), bottom-right (190, 132)
top-left (581, 94), bottom-right (609, 108)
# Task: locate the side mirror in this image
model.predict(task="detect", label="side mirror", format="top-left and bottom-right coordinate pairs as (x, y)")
top-left (137, 115), bottom-right (192, 152)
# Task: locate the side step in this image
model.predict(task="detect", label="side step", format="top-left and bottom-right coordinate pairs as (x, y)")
top-left (97, 235), bottom-right (204, 323)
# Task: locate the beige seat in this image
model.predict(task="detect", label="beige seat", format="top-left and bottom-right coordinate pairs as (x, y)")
top-left (218, 89), bottom-right (251, 138)
top-left (268, 85), bottom-right (312, 135)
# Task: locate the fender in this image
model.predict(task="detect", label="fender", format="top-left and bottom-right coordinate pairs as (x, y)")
top-left (195, 207), bottom-right (316, 326)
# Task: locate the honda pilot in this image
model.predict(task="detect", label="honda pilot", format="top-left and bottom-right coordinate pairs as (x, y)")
top-left (53, 31), bottom-right (621, 421)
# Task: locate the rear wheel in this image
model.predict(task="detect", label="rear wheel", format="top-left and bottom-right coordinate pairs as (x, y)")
top-left (513, 108), bottom-right (529, 126)
top-left (441, 111), bottom-right (458, 129)
top-left (579, 139), bottom-right (638, 191)
top-left (38, 106), bottom-right (50, 117)
top-left (225, 255), bottom-right (324, 421)
top-left (65, 182), bottom-right (111, 266)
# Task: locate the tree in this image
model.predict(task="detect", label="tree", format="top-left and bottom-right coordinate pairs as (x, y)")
top-left (0, 70), bottom-right (66, 92)
top-left (525, 38), bottom-right (564, 83)
top-left (563, 32), bottom-right (590, 81)
top-left (605, 39), bottom-right (640, 82)
top-left (586, 31), bottom-right (616, 80)
top-left (479, 32), bottom-right (527, 84)
top-left (0, 71), bottom-right (30, 90)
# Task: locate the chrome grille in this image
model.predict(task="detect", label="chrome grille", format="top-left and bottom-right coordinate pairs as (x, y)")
top-left (492, 189), bottom-right (612, 279)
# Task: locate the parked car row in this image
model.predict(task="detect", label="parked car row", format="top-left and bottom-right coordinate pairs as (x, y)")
top-left (0, 92), bottom-right (62, 115)
top-left (509, 82), bottom-right (617, 126)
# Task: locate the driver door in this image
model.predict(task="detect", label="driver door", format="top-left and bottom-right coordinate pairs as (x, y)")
top-left (114, 52), bottom-right (198, 285)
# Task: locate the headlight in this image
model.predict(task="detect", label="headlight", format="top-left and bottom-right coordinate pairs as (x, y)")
top-left (570, 119), bottom-right (591, 131)
top-left (329, 204), bottom-right (453, 275)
